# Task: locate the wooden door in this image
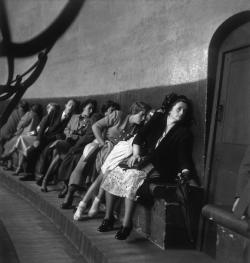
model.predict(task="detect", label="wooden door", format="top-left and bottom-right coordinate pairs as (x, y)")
top-left (210, 46), bottom-right (250, 206)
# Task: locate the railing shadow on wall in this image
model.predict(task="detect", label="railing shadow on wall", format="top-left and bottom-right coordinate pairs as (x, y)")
top-left (201, 10), bottom-right (250, 256)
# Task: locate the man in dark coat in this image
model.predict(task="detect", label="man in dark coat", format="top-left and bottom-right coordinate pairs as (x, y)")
top-left (19, 99), bottom-right (76, 180)
top-left (56, 112), bottom-right (103, 197)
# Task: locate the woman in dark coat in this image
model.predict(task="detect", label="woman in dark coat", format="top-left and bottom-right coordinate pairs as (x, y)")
top-left (0, 103), bottom-right (42, 170)
top-left (98, 94), bottom-right (194, 240)
top-left (3, 103), bottom-right (60, 174)
top-left (39, 99), bottom-right (97, 191)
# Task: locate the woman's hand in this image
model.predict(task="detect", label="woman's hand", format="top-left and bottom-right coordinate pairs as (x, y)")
top-left (98, 141), bottom-right (105, 148)
top-left (177, 169), bottom-right (190, 183)
top-left (33, 140), bottom-right (40, 148)
top-left (28, 131), bottom-right (36, 136)
top-left (127, 155), bottom-right (141, 168)
top-left (48, 140), bottom-right (60, 149)
top-left (181, 169), bottom-right (190, 176)
top-left (92, 123), bottom-right (105, 147)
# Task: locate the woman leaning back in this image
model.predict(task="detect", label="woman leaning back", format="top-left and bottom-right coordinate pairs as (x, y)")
top-left (98, 93), bottom-right (194, 240)
top-left (8, 102), bottom-right (60, 175)
top-left (0, 100), bottom-right (29, 155)
top-left (56, 100), bottom-right (120, 199)
top-left (61, 101), bottom-right (151, 209)
top-left (0, 103), bottom-right (43, 171)
top-left (39, 99), bottom-right (96, 192)
top-left (73, 108), bottom-right (155, 220)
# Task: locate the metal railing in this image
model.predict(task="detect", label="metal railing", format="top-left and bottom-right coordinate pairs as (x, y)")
top-left (0, 0), bottom-right (85, 127)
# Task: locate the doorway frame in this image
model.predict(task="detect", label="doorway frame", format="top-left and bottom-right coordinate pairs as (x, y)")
top-left (204, 10), bottom-right (250, 206)
top-left (200, 11), bottom-right (250, 250)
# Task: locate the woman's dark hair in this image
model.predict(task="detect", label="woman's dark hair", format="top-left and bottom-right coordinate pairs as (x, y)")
top-left (48, 102), bottom-right (61, 114)
top-left (163, 93), bottom-right (194, 126)
top-left (31, 103), bottom-right (43, 118)
top-left (129, 101), bottom-right (151, 115)
top-left (67, 99), bottom-right (77, 112)
top-left (18, 100), bottom-right (29, 112)
top-left (81, 99), bottom-right (97, 113)
top-left (101, 100), bottom-right (120, 114)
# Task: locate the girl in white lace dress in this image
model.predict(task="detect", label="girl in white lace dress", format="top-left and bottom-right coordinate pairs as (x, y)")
top-left (73, 106), bottom-right (155, 219)
top-left (98, 94), bottom-right (194, 240)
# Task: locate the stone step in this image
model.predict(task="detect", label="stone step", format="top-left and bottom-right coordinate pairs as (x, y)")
top-left (0, 219), bottom-right (19, 263)
top-left (0, 168), bottom-right (215, 263)
top-left (0, 184), bottom-right (86, 263)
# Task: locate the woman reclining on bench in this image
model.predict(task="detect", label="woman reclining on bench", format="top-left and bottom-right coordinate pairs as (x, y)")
top-left (97, 93), bottom-right (194, 240)
top-left (9, 103), bottom-right (60, 175)
top-left (73, 95), bottom-right (171, 220)
top-left (0, 100), bottom-right (29, 156)
top-left (18, 99), bottom-right (77, 181)
top-left (73, 109), bottom-right (156, 220)
top-left (60, 101), bottom-right (151, 209)
top-left (0, 104), bottom-right (43, 172)
top-left (39, 99), bottom-right (96, 192)
top-left (55, 100), bottom-right (120, 199)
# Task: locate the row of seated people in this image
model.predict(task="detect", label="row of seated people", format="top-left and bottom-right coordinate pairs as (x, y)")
top-left (0, 93), bottom-right (195, 240)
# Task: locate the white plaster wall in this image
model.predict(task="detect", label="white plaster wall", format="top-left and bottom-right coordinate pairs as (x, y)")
top-left (0, 0), bottom-right (249, 98)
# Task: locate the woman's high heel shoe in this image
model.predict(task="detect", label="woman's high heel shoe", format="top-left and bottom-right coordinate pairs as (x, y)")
top-left (97, 217), bottom-right (115, 232)
top-left (13, 167), bottom-right (22, 176)
top-left (41, 178), bottom-right (48, 192)
top-left (41, 183), bottom-right (48, 192)
top-left (60, 186), bottom-right (76, 209)
top-left (3, 161), bottom-right (13, 171)
top-left (115, 225), bottom-right (133, 240)
top-left (73, 201), bottom-right (87, 221)
top-left (58, 183), bottom-right (68, 198)
top-left (61, 198), bottom-right (73, 209)
top-left (36, 175), bottom-right (45, 186)
top-left (0, 153), bottom-right (11, 161)
top-left (88, 197), bottom-right (100, 217)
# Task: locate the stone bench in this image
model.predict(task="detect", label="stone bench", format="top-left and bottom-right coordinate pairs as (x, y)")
top-left (2, 90), bottom-right (204, 250)
top-left (121, 181), bottom-right (204, 249)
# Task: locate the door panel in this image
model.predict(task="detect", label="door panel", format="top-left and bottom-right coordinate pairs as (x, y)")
top-left (211, 46), bottom-right (250, 206)
top-left (221, 50), bottom-right (250, 145)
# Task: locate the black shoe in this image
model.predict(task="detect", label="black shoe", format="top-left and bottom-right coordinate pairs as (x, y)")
top-left (36, 175), bottom-right (44, 186)
top-left (13, 167), bottom-right (22, 176)
top-left (60, 201), bottom-right (72, 209)
top-left (0, 154), bottom-right (11, 162)
top-left (97, 217), bottom-right (115, 232)
top-left (60, 188), bottom-right (74, 209)
top-left (115, 225), bottom-right (132, 240)
top-left (41, 185), bottom-right (48, 192)
top-left (58, 184), bottom-right (68, 198)
top-left (19, 173), bottom-right (34, 181)
top-left (3, 166), bottom-right (13, 171)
